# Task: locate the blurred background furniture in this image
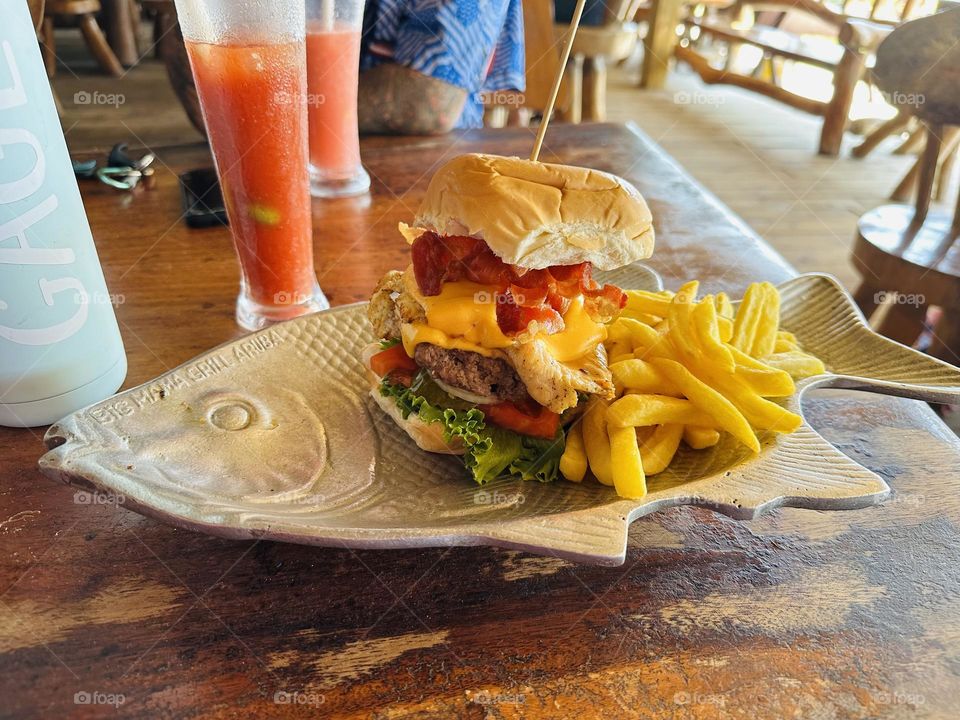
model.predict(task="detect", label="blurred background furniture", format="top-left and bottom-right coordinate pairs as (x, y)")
top-left (100, 0), bottom-right (140, 66)
top-left (553, 0), bottom-right (641, 122)
top-left (851, 8), bottom-right (960, 363)
top-left (641, 0), bottom-right (727, 88)
top-left (40, 0), bottom-right (125, 77)
top-left (28, 0), bottom-right (45, 28)
top-left (141, 0), bottom-right (205, 135)
top-left (675, 0), bottom-right (900, 155)
top-left (485, 0), bottom-right (569, 127)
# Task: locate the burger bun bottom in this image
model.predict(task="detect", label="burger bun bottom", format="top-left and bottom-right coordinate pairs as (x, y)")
top-left (363, 343), bottom-right (464, 456)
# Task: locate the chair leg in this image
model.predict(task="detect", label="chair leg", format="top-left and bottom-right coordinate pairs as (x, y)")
top-left (852, 109), bottom-right (912, 159)
top-left (934, 128), bottom-right (960, 202)
top-left (583, 56), bottom-right (607, 123)
top-left (929, 311), bottom-right (960, 368)
top-left (876, 295), bottom-right (928, 347)
top-left (559, 54), bottom-right (583, 124)
top-left (819, 37), bottom-right (865, 156)
top-left (853, 281), bottom-right (883, 323)
top-left (41, 17), bottom-right (57, 78)
top-left (894, 123), bottom-right (926, 155)
top-left (78, 13), bottom-right (124, 77)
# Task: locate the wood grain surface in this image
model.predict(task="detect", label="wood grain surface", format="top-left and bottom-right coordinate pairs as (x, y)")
top-left (1, 124), bottom-right (958, 719)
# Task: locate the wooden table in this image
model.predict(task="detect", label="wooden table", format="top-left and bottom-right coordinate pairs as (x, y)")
top-left (2, 124), bottom-right (959, 718)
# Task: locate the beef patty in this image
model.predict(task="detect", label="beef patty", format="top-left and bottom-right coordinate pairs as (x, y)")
top-left (414, 343), bottom-right (530, 403)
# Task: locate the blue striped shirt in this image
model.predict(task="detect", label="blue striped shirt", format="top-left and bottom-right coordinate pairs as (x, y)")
top-left (361, 0), bottom-right (526, 128)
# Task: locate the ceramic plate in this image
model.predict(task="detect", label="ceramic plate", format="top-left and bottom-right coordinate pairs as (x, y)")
top-left (39, 268), bottom-right (960, 565)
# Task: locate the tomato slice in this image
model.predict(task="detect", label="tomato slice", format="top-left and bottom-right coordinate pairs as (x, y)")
top-left (484, 402), bottom-right (560, 439)
top-left (370, 344), bottom-right (418, 377)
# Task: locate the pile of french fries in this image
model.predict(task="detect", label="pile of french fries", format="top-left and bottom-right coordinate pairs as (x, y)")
top-left (559, 281), bottom-right (826, 499)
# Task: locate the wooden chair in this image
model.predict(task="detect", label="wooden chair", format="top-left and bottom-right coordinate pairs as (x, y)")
top-left (676, 0), bottom-right (897, 155)
top-left (552, 0), bottom-right (641, 122)
top-left (41, 0), bottom-right (125, 77)
top-left (851, 8), bottom-right (960, 364)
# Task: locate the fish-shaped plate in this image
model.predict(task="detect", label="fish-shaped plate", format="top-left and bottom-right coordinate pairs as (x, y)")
top-left (39, 269), bottom-right (960, 565)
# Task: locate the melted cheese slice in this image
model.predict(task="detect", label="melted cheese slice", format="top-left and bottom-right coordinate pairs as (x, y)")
top-left (400, 274), bottom-right (606, 364)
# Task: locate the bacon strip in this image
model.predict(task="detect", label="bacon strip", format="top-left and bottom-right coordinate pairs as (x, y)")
top-left (411, 232), bottom-right (626, 335)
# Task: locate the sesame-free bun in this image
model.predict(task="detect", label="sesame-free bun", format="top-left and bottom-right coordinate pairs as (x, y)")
top-left (411, 153), bottom-right (654, 270)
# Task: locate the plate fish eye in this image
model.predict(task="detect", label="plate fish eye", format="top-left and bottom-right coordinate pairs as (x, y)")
top-left (206, 398), bottom-right (257, 431)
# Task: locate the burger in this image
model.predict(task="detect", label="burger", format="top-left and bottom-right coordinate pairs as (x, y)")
top-left (365, 153), bottom-right (654, 484)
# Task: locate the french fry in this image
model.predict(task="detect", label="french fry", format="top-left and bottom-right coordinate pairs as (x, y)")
top-left (607, 394), bottom-right (715, 428)
top-left (761, 350), bottom-right (826, 379)
top-left (610, 359), bottom-right (682, 396)
top-left (609, 425), bottom-right (646, 498)
top-left (609, 352), bottom-right (637, 367)
top-left (708, 371), bottom-right (802, 434)
top-left (614, 317), bottom-right (659, 344)
top-left (598, 276), bottom-right (824, 497)
top-left (683, 425), bottom-right (721, 449)
top-left (582, 398), bottom-right (614, 486)
top-left (728, 345), bottom-right (796, 397)
top-left (730, 283), bottom-right (765, 353)
top-left (749, 282), bottom-right (780, 358)
top-left (620, 309), bottom-right (662, 326)
top-left (667, 281), bottom-right (700, 362)
top-left (625, 290), bottom-right (674, 318)
top-left (773, 330), bottom-right (799, 353)
top-left (734, 366), bottom-right (796, 397)
top-left (715, 291), bottom-right (735, 319)
top-left (717, 316), bottom-right (734, 343)
top-left (650, 358), bottom-right (760, 453)
top-left (691, 299), bottom-right (735, 372)
top-left (606, 321), bottom-right (634, 345)
top-left (640, 424), bottom-right (684, 475)
top-left (559, 422), bottom-right (588, 483)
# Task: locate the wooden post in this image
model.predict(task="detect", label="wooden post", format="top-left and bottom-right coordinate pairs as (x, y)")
top-left (818, 25), bottom-right (866, 156)
top-left (583, 56), bottom-right (607, 122)
top-left (640, 0), bottom-right (683, 89)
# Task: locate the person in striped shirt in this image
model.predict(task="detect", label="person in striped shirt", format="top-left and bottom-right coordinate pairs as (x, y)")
top-left (359, 0), bottom-right (525, 134)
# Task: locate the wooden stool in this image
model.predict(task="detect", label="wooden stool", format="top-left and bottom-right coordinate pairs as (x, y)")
top-left (554, 1), bottom-right (639, 122)
top-left (42, 0), bottom-right (124, 77)
top-left (851, 8), bottom-right (960, 366)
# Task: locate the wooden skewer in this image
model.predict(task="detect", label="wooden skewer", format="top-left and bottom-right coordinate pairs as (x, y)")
top-left (529, 0), bottom-right (587, 162)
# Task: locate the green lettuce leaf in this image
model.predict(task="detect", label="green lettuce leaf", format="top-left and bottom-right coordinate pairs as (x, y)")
top-left (380, 371), bottom-right (565, 485)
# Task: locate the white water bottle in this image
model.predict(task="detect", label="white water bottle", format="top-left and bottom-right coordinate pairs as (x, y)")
top-left (0, 1), bottom-right (127, 427)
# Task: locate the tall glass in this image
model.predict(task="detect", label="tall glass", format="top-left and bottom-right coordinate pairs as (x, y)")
top-left (305, 0), bottom-right (370, 198)
top-left (173, 0), bottom-right (329, 330)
